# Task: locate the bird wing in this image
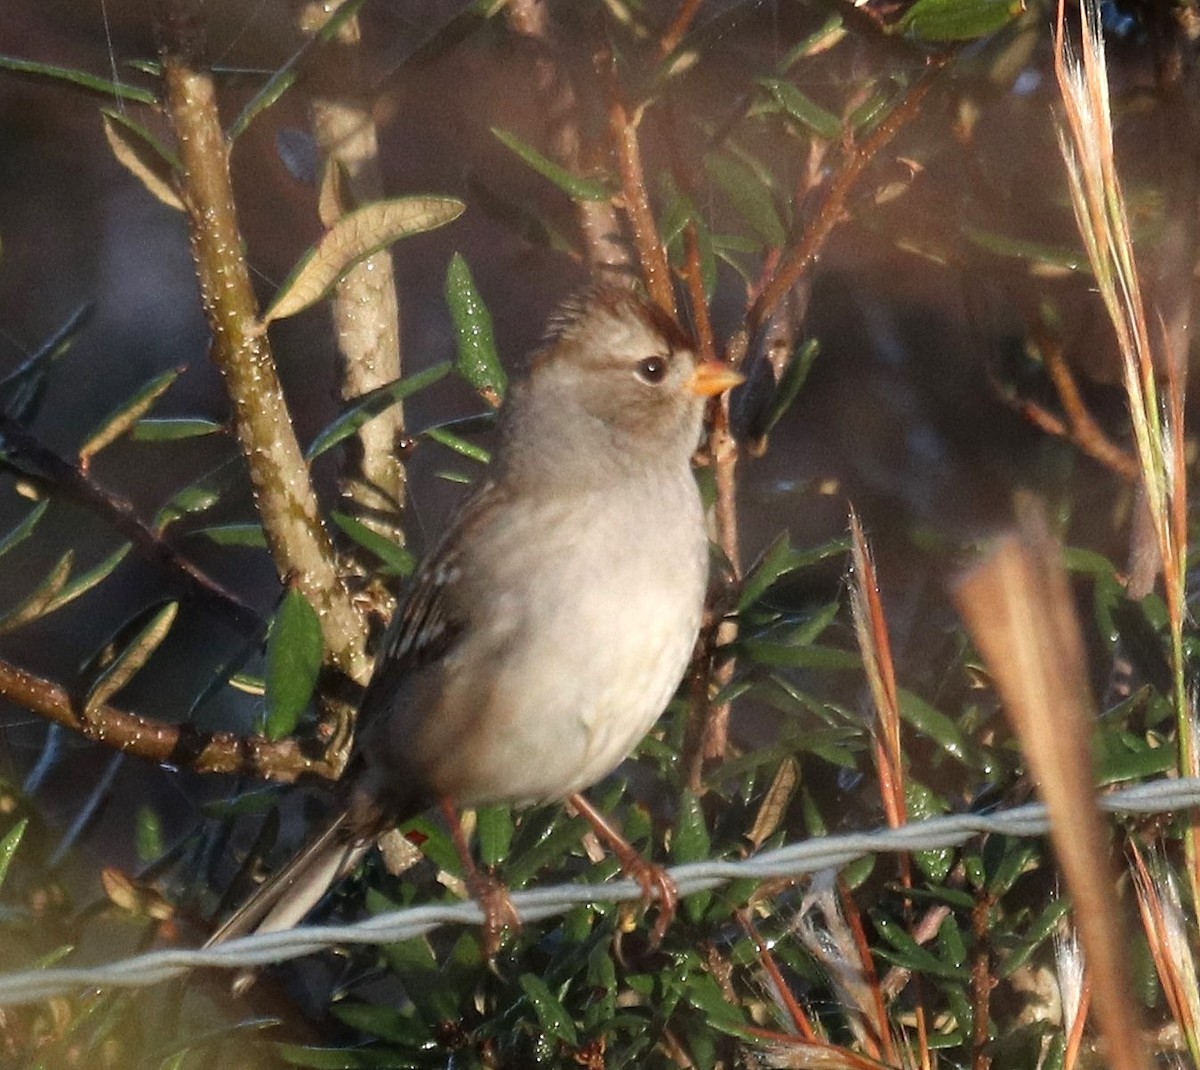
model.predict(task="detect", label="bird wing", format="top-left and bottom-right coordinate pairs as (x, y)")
top-left (354, 480), bottom-right (505, 732)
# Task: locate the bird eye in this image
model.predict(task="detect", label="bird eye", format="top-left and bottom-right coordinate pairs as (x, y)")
top-left (635, 356), bottom-right (668, 384)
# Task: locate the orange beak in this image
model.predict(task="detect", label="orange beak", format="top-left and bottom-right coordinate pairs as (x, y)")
top-left (688, 359), bottom-right (744, 398)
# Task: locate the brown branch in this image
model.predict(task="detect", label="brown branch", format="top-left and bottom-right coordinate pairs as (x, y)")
top-left (506, 0), bottom-right (629, 276)
top-left (0, 655), bottom-right (334, 782)
top-left (0, 412), bottom-right (261, 636)
top-left (749, 55), bottom-right (949, 333)
top-left (600, 46), bottom-right (676, 316)
top-left (659, 0), bottom-right (703, 57)
top-left (159, 6), bottom-right (369, 685)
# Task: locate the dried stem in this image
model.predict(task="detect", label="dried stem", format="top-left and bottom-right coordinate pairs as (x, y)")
top-left (159, 6), bottom-right (368, 686)
top-left (506, 0), bottom-right (629, 276)
top-left (297, 0), bottom-right (407, 562)
top-left (0, 655), bottom-right (334, 782)
top-left (659, 0), bottom-right (703, 57)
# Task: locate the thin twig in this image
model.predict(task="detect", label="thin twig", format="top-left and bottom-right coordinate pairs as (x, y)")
top-left (659, 0), bottom-right (703, 57)
top-left (749, 56), bottom-right (949, 333)
top-left (506, 0), bottom-right (629, 275)
top-left (0, 411), bottom-right (261, 635)
top-left (0, 655), bottom-right (335, 782)
top-left (600, 45), bottom-right (676, 316)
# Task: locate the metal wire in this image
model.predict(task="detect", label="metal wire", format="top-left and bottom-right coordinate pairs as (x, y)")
top-left (2, 776), bottom-right (1198, 1006)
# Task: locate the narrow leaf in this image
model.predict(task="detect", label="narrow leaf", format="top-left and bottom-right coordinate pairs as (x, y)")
top-left (193, 523), bottom-right (269, 548)
top-left (79, 369), bottom-right (180, 465)
top-left (0, 551), bottom-right (73, 635)
top-left (43, 544), bottom-right (131, 614)
top-left (227, 68), bottom-right (298, 142)
top-left (705, 153), bottom-right (787, 247)
top-left (262, 197), bottom-right (465, 324)
top-left (476, 805), bottom-right (514, 867)
top-left (0, 819), bottom-right (28, 888)
top-left (425, 425), bottom-right (491, 463)
top-left (101, 111), bottom-right (182, 211)
top-left (306, 362), bottom-right (451, 459)
top-left (445, 254), bottom-right (506, 404)
top-left (0, 54), bottom-right (156, 104)
top-left (265, 589), bottom-right (324, 740)
top-left (763, 338), bottom-right (820, 435)
top-left (330, 512), bottom-right (416, 576)
top-left (131, 417), bottom-right (224, 441)
top-left (491, 127), bottom-right (612, 201)
top-left (759, 79), bottom-right (842, 140)
top-left (518, 974), bottom-right (579, 1044)
top-left (85, 602), bottom-right (179, 713)
top-left (0, 500), bottom-right (49, 558)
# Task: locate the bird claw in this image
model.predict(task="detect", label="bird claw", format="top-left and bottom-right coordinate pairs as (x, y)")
top-left (623, 854), bottom-right (678, 948)
top-left (468, 869), bottom-right (521, 957)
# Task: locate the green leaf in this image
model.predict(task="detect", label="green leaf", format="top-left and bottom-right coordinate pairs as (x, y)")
top-left (672, 789), bottom-right (710, 864)
top-left (0, 500), bottom-right (49, 558)
top-left (192, 522), bottom-right (268, 548)
top-left (905, 778), bottom-right (953, 883)
top-left (476, 804), bottom-right (514, 868)
top-left (262, 197), bottom-right (465, 324)
top-left (704, 152), bottom-right (787, 247)
top-left (758, 79), bottom-right (842, 140)
top-left (228, 68), bottom-right (299, 142)
top-left (85, 602), bottom-right (179, 713)
top-left (331, 1002), bottom-right (430, 1046)
top-left (0, 54), bottom-right (156, 104)
top-left (963, 225), bottom-right (1089, 274)
top-left (306, 362), bottom-right (451, 459)
top-left (0, 551), bottom-right (74, 635)
top-left (0, 304), bottom-right (92, 423)
top-left (425, 425), bottom-right (491, 463)
top-left (0, 818), bottom-right (28, 889)
top-left (131, 417), bottom-right (224, 441)
top-left (898, 688), bottom-right (970, 762)
top-left (898, 0), bottom-right (1024, 41)
top-left (330, 512), bottom-right (416, 577)
top-left (762, 339), bottom-right (819, 436)
top-left (264, 589), bottom-right (324, 739)
top-left (445, 254), bottom-right (507, 403)
top-left (79, 369), bottom-right (181, 465)
top-left (739, 641), bottom-right (860, 670)
top-left (42, 544), bottom-right (132, 614)
top-left (518, 973), bottom-right (579, 1045)
top-left (276, 1045), bottom-right (417, 1069)
top-left (491, 127), bottom-right (612, 201)
top-left (136, 806), bottom-right (164, 862)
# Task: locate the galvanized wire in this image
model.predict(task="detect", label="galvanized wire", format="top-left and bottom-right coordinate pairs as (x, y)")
top-left (2, 776), bottom-right (1198, 1006)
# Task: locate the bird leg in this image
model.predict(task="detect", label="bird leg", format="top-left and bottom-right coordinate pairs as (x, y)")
top-left (567, 792), bottom-right (678, 946)
top-left (440, 798), bottom-right (520, 955)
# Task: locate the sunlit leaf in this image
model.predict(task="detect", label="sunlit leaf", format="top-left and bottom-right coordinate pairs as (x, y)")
top-left (131, 417), bottom-right (224, 441)
top-left (42, 544), bottom-right (131, 614)
top-left (262, 197), bottom-right (465, 324)
top-left (265, 589), bottom-right (324, 739)
top-left (330, 512), bottom-right (415, 577)
top-left (79, 369), bottom-right (181, 465)
top-left (85, 602), bottom-right (179, 713)
top-left (192, 522), bottom-right (268, 548)
top-left (0, 500), bottom-right (49, 558)
top-left (307, 362), bottom-right (451, 459)
top-left (101, 110), bottom-right (182, 211)
top-left (476, 805), bottom-right (514, 868)
top-left (0, 551), bottom-right (73, 635)
top-left (445, 253), bottom-right (507, 405)
top-left (0, 818), bottom-right (28, 888)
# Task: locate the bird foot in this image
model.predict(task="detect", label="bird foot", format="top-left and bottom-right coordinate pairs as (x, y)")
top-left (568, 792), bottom-right (678, 947)
top-left (467, 868), bottom-right (521, 957)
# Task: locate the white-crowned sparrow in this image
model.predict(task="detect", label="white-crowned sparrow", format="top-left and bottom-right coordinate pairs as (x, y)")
top-left (207, 286), bottom-right (743, 947)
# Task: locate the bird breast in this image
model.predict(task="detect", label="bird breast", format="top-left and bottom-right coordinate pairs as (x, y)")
top-left (401, 472), bottom-right (708, 807)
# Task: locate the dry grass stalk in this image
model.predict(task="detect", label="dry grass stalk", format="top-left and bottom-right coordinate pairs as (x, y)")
top-left (953, 504), bottom-right (1150, 1070)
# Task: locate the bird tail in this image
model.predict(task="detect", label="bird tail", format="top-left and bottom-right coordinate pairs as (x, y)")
top-left (205, 811), bottom-right (370, 948)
